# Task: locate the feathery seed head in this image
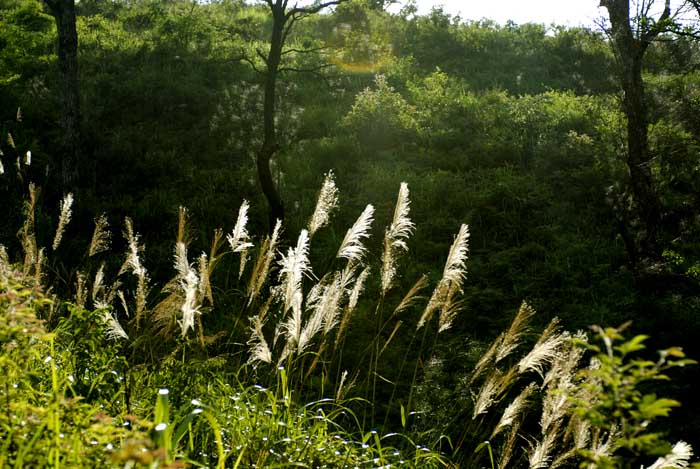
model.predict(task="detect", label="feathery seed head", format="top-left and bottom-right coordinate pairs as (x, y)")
top-left (308, 171), bottom-right (339, 237)
top-left (496, 301), bottom-right (536, 363)
top-left (648, 441), bottom-right (694, 469)
top-left (248, 315), bottom-right (273, 365)
top-left (174, 241), bottom-right (189, 280)
top-left (492, 382), bottom-right (537, 438)
top-left (518, 319), bottom-right (568, 377)
top-left (227, 200), bottom-right (254, 253)
top-left (88, 214), bottom-right (111, 257)
top-left (248, 219), bottom-right (282, 305)
top-left (178, 270), bottom-right (200, 337)
top-left (52, 193), bottom-right (74, 251)
top-left (278, 229), bottom-right (311, 315)
top-left (337, 204), bottom-right (374, 264)
top-left (381, 182), bottom-right (415, 293)
top-left (103, 311), bottom-right (129, 341)
top-left (418, 224), bottom-right (469, 330)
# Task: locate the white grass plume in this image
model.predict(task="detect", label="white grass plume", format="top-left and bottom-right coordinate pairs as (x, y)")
top-left (247, 219), bottom-right (282, 305)
top-left (227, 201), bottom-right (254, 277)
top-left (528, 431), bottom-right (557, 469)
top-left (0, 158), bottom-right (4, 175)
top-left (228, 200), bottom-right (254, 253)
top-left (438, 282), bottom-right (464, 332)
top-left (121, 218), bottom-right (149, 325)
top-left (248, 314), bottom-right (272, 365)
top-left (492, 382), bottom-right (537, 438)
top-left (496, 301), bottom-right (536, 363)
top-left (347, 266), bottom-right (370, 313)
top-left (337, 204), bottom-right (374, 264)
top-left (278, 229), bottom-right (311, 315)
top-left (647, 441), bottom-right (694, 469)
top-left (473, 369), bottom-right (503, 418)
top-left (88, 214), bottom-right (111, 257)
top-left (24, 150), bottom-right (31, 165)
top-left (174, 241), bottom-right (189, 280)
top-left (381, 182), bottom-right (415, 294)
top-left (92, 263), bottom-right (106, 308)
top-left (178, 270), bottom-right (200, 337)
top-left (279, 230), bottom-right (312, 350)
top-left (103, 311), bottom-right (128, 341)
top-left (308, 171), bottom-right (339, 238)
top-left (518, 319), bottom-right (568, 377)
top-left (52, 193), bottom-right (74, 251)
top-left (418, 224), bottom-right (469, 330)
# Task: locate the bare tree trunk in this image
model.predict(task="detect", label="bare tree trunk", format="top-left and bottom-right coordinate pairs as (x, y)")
top-left (601, 0), bottom-right (665, 259)
top-left (45, 0), bottom-right (81, 190)
top-left (257, 4), bottom-right (286, 231)
top-left (621, 51), bottom-right (661, 255)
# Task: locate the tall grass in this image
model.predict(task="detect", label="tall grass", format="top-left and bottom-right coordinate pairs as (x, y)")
top-left (0, 170), bottom-right (696, 467)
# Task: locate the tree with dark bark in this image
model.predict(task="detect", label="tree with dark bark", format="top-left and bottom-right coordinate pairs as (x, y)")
top-left (255, 0), bottom-right (347, 230)
top-left (599, 0), bottom-right (699, 263)
top-left (43, 0), bottom-right (80, 190)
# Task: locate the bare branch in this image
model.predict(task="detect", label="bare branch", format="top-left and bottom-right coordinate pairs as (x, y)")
top-left (279, 63), bottom-right (335, 73)
top-left (281, 45), bottom-right (331, 56)
top-left (240, 55), bottom-right (263, 74)
top-left (286, 0), bottom-right (347, 19)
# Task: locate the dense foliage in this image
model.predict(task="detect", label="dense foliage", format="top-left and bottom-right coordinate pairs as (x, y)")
top-left (1, 0), bottom-right (699, 466)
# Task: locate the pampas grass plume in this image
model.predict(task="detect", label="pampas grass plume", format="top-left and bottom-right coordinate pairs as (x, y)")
top-left (308, 171), bottom-right (339, 237)
top-left (381, 182), bottom-right (415, 294)
top-left (337, 204), bottom-right (374, 264)
top-left (52, 193), bottom-right (74, 251)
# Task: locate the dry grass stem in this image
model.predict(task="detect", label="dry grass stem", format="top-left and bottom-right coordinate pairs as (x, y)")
top-left (19, 183), bottom-right (38, 275)
top-left (75, 271), bottom-right (87, 309)
top-left (498, 419), bottom-right (523, 469)
top-left (392, 274), bottom-right (428, 318)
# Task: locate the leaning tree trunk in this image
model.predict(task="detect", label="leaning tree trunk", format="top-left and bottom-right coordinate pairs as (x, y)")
top-left (45, 0), bottom-right (81, 190)
top-left (257, 5), bottom-right (286, 231)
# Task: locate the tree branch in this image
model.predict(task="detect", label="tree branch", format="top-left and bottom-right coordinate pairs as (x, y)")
top-left (281, 45), bottom-right (331, 56)
top-left (286, 0), bottom-right (347, 19)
